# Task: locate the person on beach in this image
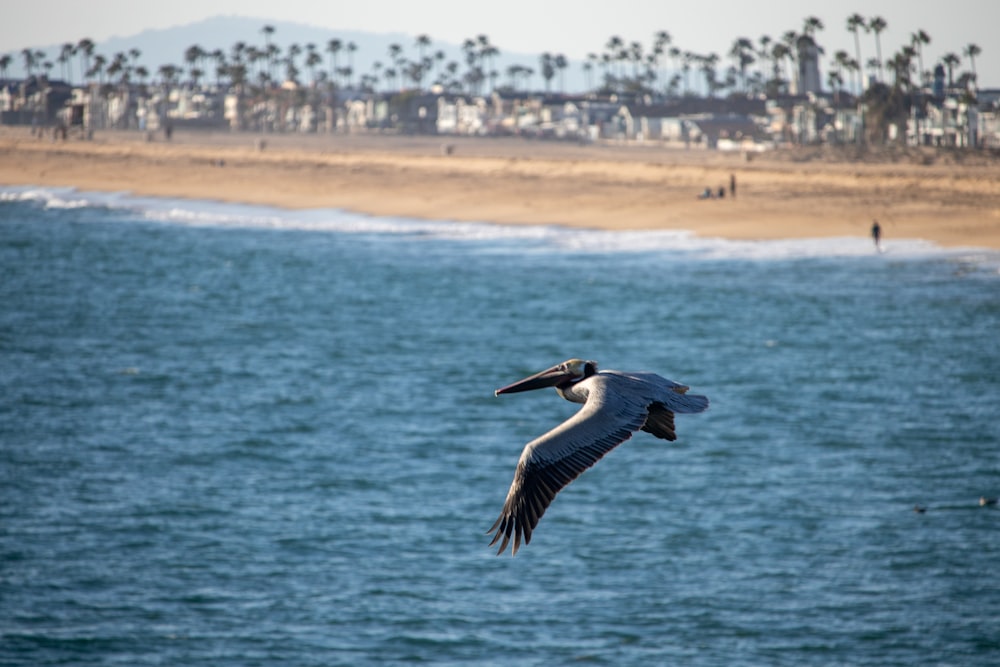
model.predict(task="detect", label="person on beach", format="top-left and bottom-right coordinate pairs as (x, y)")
top-left (730, 174), bottom-right (736, 198)
top-left (871, 220), bottom-right (882, 251)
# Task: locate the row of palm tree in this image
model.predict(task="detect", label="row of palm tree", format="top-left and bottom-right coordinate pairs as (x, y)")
top-left (0, 14), bottom-right (984, 103)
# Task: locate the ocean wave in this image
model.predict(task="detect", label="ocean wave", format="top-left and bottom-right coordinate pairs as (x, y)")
top-left (2, 185), bottom-right (996, 266)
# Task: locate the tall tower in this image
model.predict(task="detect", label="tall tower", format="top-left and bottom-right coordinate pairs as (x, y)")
top-left (795, 35), bottom-right (822, 94)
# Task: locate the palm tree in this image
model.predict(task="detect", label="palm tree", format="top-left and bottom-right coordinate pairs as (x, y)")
top-left (628, 41), bottom-right (644, 81)
top-left (802, 16), bottom-right (824, 37)
top-left (481, 44), bottom-right (500, 92)
top-left (729, 37), bottom-right (754, 92)
top-left (261, 25), bottom-right (275, 80)
top-left (0, 54), bottom-right (11, 80)
top-left (827, 70), bottom-right (844, 106)
top-left (440, 60), bottom-right (456, 90)
top-left (21, 48), bottom-right (36, 78)
top-left (554, 53), bottom-right (568, 93)
top-left (583, 59), bottom-right (594, 91)
top-left (865, 57), bottom-right (880, 85)
top-left (346, 42), bottom-right (357, 87)
top-left (910, 30), bottom-right (930, 88)
top-left (781, 30), bottom-right (798, 93)
top-left (388, 42), bottom-right (403, 90)
top-left (77, 38), bottom-right (95, 84)
top-left (520, 67), bottom-right (535, 92)
top-left (58, 43), bottom-right (75, 83)
top-left (668, 46), bottom-right (682, 80)
top-left (941, 52), bottom-right (961, 89)
top-left (305, 44), bottom-right (322, 85)
top-left (757, 35), bottom-right (772, 90)
top-left (846, 14), bottom-right (866, 92)
top-left (770, 42), bottom-right (790, 93)
top-left (653, 30), bottom-right (671, 52)
top-left (284, 42), bottom-right (302, 84)
top-left (106, 52), bottom-right (130, 97)
top-left (415, 35), bottom-right (431, 73)
top-left (388, 42), bottom-right (403, 67)
top-left (667, 73), bottom-right (681, 97)
top-left (700, 52), bottom-right (720, 97)
top-left (963, 43), bottom-right (981, 89)
top-left (505, 64), bottom-right (521, 91)
top-left (463, 66), bottom-right (485, 96)
top-left (184, 45), bottom-right (205, 87)
top-left (230, 41), bottom-right (246, 70)
top-left (605, 35), bottom-right (624, 82)
top-left (433, 49), bottom-right (446, 85)
top-left (460, 38), bottom-right (478, 92)
top-left (833, 50), bottom-right (852, 94)
top-left (266, 43), bottom-right (281, 85)
top-left (158, 63), bottom-right (179, 87)
top-left (540, 52), bottom-right (555, 92)
top-left (681, 51), bottom-right (694, 95)
top-left (617, 44), bottom-right (631, 88)
top-left (653, 30), bottom-right (670, 90)
top-left (476, 34), bottom-right (498, 88)
top-left (887, 49), bottom-right (912, 89)
top-left (339, 64), bottom-right (354, 89)
top-left (245, 46), bottom-right (262, 83)
top-left (868, 16), bottom-right (887, 82)
top-left (326, 39), bottom-right (342, 88)
top-left (413, 35), bottom-right (430, 90)
top-left (89, 53), bottom-right (107, 85)
top-left (209, 49), bottom-right (224, 87)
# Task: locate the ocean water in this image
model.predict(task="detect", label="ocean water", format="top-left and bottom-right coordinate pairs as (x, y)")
top-left (2, 186), bottom-right (999, 666)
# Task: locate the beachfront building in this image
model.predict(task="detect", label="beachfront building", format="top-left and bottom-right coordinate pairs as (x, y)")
top-left (597, 97), bottom-right (770, 150)
top-left (974, 90), bottom-right (1000, 148)
top-left (0, 76), bottom-right (72, 127)
top-left (435, 95), bottom-right (489, 135)
top-left (920, 96), bottom-right (986, 148)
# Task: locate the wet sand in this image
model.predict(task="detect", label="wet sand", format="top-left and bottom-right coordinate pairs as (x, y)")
top-left (2, 128), bottom-right (999, 248)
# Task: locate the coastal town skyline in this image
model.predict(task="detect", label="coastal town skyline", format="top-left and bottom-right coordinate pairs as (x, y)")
top-left (3, 0), bottom-right (998, 89)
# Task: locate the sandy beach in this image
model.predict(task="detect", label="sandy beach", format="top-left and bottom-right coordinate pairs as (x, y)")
top-left (2, 127), bottom-right (999, 249)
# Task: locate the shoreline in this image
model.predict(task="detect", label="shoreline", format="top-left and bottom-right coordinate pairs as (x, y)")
top-left (2, 128), bottom-right (999, 249)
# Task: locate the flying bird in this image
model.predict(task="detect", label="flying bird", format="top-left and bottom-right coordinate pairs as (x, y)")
top-left (488, 358), bottom-right (709, 555)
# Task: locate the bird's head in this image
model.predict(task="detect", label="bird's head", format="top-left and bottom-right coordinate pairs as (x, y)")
top-left (495, 358), bottom-right (598, 396)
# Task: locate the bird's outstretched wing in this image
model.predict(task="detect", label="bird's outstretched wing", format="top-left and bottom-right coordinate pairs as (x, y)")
top-left (488, 372), bottom-right (707, 555)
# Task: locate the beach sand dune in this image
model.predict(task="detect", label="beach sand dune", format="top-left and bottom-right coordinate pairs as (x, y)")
top-left (3, 128), bottom-right (999, 249)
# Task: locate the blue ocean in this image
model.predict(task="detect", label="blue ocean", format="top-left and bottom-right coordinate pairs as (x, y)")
top-left (2, 186), bottom-right (999, 666)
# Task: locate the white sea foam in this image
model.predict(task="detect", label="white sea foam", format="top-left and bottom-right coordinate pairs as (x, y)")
top-left (2, 185), bottom-right (996, 267)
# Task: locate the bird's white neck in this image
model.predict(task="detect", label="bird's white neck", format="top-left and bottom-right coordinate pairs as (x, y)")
top-left (556, 378), bottom-right (590, 404)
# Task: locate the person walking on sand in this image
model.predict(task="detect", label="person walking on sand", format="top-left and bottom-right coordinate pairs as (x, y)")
top-left (871, 220), bottom-right (882, 252)
top-left (730, 174), bottom-right (736, 198)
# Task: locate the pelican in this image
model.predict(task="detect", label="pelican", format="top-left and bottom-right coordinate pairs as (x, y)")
top-left (488, 359), bottom-right (709, 555)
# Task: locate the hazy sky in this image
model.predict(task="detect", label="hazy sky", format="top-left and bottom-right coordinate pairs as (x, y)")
top-left (4, 0), bottom-right (998, 85)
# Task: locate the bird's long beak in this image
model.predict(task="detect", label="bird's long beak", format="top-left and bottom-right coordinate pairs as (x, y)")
top-left (495, 364), bottom-right (574, 396)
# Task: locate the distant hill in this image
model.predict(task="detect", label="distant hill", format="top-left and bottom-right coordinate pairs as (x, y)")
top-left (10, 14), bottom-right (586, 92)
